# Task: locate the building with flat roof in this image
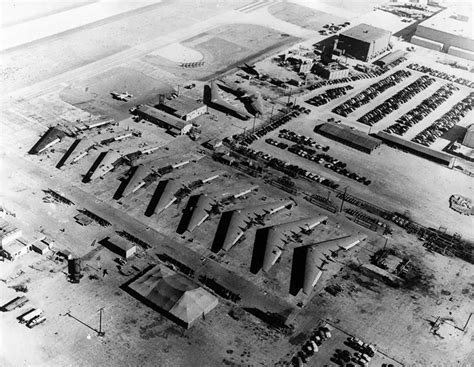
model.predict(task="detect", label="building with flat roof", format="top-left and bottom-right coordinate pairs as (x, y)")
top-left (337, 23), bottom-right (392, 61)
top-left (413, 7), bottom-right (474, 60)
top-left (100, 236), bottom-right (137, 259)
top-left (136, 105), bottom-right (192, 135)
top-left (373, 49), bottom-right (406, 67)
top-left (159, 95), bottom-right (207, 121)
top-left (0, 218), bottom-right (22, 247)
top-left (315, 123), bottom-right (382, 154)
top-left (376, 131), bottom-right (455, 167)
top-left (313, 62), bottom-right (349, 80)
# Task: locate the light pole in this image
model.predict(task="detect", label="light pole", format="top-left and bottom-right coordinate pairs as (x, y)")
top-left (98, 307), bottom-right (105, 337)
top-left (339, 186), bottom-right (348, 213)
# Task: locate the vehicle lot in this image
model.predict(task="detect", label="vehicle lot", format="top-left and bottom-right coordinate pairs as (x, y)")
top-left (249, 117), bottom-right (474, 241)
top-left (1, 1), bottom-right (473, 366)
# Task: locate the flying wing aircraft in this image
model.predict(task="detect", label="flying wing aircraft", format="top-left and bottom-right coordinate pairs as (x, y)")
top-left (84, 149), bottom-right (122, 182)
top-left (250, 215), bottom-right (328, 274)
top-left (212, 200), bottom-right (295, 253)
top-left (290, 233), bottom-right (368, 295)
top-left (121, 164), bottom-right (150, 197)
top-left (209, 81), bottom-right (252, 120)
top-left (144, 179), bottom-right (181, 217)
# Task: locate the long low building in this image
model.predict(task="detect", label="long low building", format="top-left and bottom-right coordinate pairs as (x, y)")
top-left (315, 123), bottom-right (382, 154)
top-left (413, 6), bottom-right (474, 60)
top-left (136, 105), bottom-right (192, 135)
top-left (373, 49), bottom-right (406, 68)
top-left (376, 131), bottom-right (455, 167)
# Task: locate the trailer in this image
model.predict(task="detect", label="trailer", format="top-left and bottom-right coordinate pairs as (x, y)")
top-left (20, 308), bottom-right (43, 324)
top-left (27, 315), bottom-right (46, 328)
top-left (1, 296), bottom-right (29, 311)
top-left (17, 307), bottom-right (35, 322)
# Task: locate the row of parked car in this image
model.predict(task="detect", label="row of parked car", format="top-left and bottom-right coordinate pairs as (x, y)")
top-left (341, 336), bottom-right (377, 367)
top-left (383, 83), bottom-right (458, 136)
top-left (412, 92), bottom-right (474, 146)
top-left (291, 325), bottom-right (332, 366)
top-left (357, 75), bottom-right (435, 126)
top-left (231, 143), bottom-right (340, 189)
top-left (236, 108), bottom-right (302, 146)
top-left (269, 138), bottom-right (371, 185)
top-left (306, 68), bottom-right (387, 91)
top-left (407, 63), bottom-right (474, 89)
top-left (278, 129), bottom-right (330, 151)
top-left (306, 85), bottom-right (354, 107)
top-left (332, 69), bottom-right (412, 117)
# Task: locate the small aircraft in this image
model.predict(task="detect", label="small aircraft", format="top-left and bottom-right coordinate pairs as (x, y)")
top-left (111, 91), bottom-right (133, 101)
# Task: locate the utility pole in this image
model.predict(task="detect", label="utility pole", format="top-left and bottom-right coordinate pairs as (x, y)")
top-left (269, 105), bottom-right (275, 123)
top-left (252, 116), bottom-right (256, 134)
top-left (339, 186), bottom-right (348, 213)
top-left (98, 307), bottom-right (105, 337)
top-left (287, 88), bottom-right (293, 111)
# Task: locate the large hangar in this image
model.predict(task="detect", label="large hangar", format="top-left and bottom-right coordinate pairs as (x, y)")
top-left (412, 7), bottom-right (474, 60)
top-left (337, 23), bottom-right (391, 62)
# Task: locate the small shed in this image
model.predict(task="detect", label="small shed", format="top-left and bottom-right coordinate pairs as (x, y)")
top-left (32, 241), bottom-right (50, 255)
top-left (74, 213), bottom-right (93, 226)
top-left (100, 236), bottom-right (137, 259)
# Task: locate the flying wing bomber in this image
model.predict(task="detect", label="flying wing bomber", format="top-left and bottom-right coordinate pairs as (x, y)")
top-left (215, 200), bottom-right (294, 253)
top-left (291, 233), bottom-right (368, 295)
top-left (250, 215), bottom-right (328, 274)
top-left (85, 149), bottom-right (122, 182)
top-left (122, 164), bottom-right (150, 197)
top-left (209, 81), bottom-right (252, 120)
top-left (145, 179), bottom-right (182, 217)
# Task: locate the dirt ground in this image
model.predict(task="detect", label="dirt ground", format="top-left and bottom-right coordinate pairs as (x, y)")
top-left (1, 0), bottom-right (473, 366)
top-left (268, 2), bottom-right (348, 31)
top-left (145, 23), bottom-right (300, 82)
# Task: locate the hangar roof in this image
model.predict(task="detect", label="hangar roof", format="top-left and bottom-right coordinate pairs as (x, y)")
top-left (418, 7), bottom-right (473, 40)
top-left (340, 23), bottom-right (391, 42)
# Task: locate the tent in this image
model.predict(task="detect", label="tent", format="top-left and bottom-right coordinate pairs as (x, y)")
top-left (127, 264), bottom-right (218, 328)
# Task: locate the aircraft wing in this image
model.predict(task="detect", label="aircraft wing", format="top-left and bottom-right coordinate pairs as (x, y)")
top-left (249, 92), bottom-right (264, 116)
top-left (89, 149), bottom-right (122, 181)
top-left (220, 199), bottom-right (294, 252)
top-left (298, 233), bottom-right (368, 294)
top-left (29, 127), bottom-right (66, 155)
top-left (210, 81), bottom-right (251, 120)
top-left (122, 164), bottom-right (150, 197)
top-left (258, 215), bottom-right (328, 273)
top-left (145, 179), bottom-right (181, 216)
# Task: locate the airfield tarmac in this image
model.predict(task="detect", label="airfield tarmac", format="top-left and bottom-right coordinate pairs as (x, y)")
top-left (0, 0), bottom-right (473, 366)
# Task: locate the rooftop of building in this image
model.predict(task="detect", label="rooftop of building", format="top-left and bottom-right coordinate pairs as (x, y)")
top-left (316, 61), bottom-right (348, 70)
top-left (0, 218), bottom-right (20, 239)
top-left (161, 95), bottom-right (204, 116)
top-left (418, 6), bottom-right (473, 39)
top-left (138, 105), bottom-right (189, 130)
top-left (340, 23), bottom-right (391, 42)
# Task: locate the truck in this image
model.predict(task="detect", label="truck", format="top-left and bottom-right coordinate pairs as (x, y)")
top-left (1, 296), bottom-right (29, 311)
top-left (20, 308), bottom-right (43, 324)
top-left (27, 315), bottom-right (46, 328)
top-left (17, 307), bottom-right (35, 322)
